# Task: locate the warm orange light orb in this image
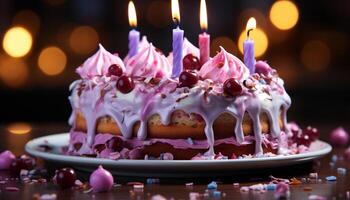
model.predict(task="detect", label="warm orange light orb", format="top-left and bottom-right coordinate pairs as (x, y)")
top-left (269, 0), bottom-right (299, 30)
top-left (38, 46), bottom-right (67, 76)
top-left (7, 123), bottom-right (32, 135)
top-left (2, 27), bottom-right (33, 57)
top-left (211, 36), bottom-right (237, 56)
top-left (69, 26), bottom-right (99, 55)
top-left (301, 40), bottom-right (330, 71)
top-left (0, 57), bottom-right (28, 87)
top-left (238, 28), bottom-right (268, 57)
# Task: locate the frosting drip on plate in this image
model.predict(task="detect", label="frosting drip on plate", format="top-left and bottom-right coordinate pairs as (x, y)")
top-left (199, 47), bottom-right (249, 83)
top-left (76, 44), bottom-right (125, 79)
top-left (125, 43), bottom-right (171, 79)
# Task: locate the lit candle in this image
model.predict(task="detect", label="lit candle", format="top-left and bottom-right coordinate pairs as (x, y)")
top-left (171, 0), bottom-right (184, 78)
top-left (128, 1), bottom-right (140, 57)
top-left (243, 17), bottom-right (256, 74)
top-left (199, 0), bottom-right (210, 65)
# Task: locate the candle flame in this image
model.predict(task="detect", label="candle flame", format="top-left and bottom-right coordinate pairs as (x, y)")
top-left (128, 1), bottom-right (137, 28)
top-left (246, 17), bottom-right (256, 37)
top-left (171, 0), bottom-right (181, 24)
top-left (200, 0), bottom-right (208, 30)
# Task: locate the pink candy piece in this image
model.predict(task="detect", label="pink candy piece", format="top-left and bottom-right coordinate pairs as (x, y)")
top-left (89, 165), bottom-right (114, 192)
top-left (330, 127), bottom-right (349, 147)
top-left (255, 61), bottom-right (272, 76)
top-left (275, 182), bottom-right (290, 198)
top-left (0, 150), bottom-right (16, 170)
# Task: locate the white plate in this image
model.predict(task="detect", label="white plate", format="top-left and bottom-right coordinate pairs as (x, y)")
top-left (25, 133), bottom-right (332, 177)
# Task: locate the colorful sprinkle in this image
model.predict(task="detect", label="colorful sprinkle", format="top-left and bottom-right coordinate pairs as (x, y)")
top-left (146, 178), bottom-right (160, 184)
top-left (207, 181), bottom-right (218, 190)
top-left (213, 191), bottom-right (221, 199)
top-left (309, 173), bottom-right (318, 179)
top-left (337, 167), bottom-right (347, 175)
top-left (325, 176), bottom-right (337, 181)
top-left (266, 184), bottom-right (276, 190)
top-left (308, 194), bottom-right (327, 200)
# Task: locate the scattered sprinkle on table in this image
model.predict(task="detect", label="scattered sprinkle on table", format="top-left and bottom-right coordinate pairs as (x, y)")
top-left (308, 194), bottom-right (326, 200)
top-left (213, 191), bottom-right (221, 198)
top-left (5, 186), bottom-right (20, 191)
top-left (207, 181), bottom-right (218, 189)
top-left (266, 184), bottom-right (276, 191)
top-left (337, 167), bottom-right (347, 175)
top-left (325, 176), bottom-right (337, 181)
top-left (185, 182), bottom-right (193, 187)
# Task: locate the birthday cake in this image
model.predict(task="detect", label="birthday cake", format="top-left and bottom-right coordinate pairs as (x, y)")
top-left (66, 33), bottom-right (320, 160)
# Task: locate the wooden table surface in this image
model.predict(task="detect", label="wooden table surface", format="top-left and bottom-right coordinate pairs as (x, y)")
top-left (0, 123), bottom-right (349, 200)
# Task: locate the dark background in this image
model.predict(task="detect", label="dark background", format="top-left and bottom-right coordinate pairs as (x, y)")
top-left (0, 0), bottom-right (349, 126)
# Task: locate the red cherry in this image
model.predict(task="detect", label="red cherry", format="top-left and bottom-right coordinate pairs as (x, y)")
top-left (117, 75), bottom-right (134, 94)
top-left (179, 71), bottom-right (199, 88)
top-left (183, 54), bottom-right (200, 70)
top-left (106, 137), bottom-right (124, 152)
top-left (223, 78), bottom-right (242, 97)
top-left (108, 64), bottom-right (123, 77)
top-left (55, 168), bottom-right (77, 189)
top-left (10, 154), bottom-right (36, 174)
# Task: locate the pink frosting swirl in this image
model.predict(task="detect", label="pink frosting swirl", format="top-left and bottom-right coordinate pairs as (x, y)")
top-left (76, 44), bottom-right (125, 79)
top-left (167, 38), bottom-right (200, 64)
top-left (198, 47), bottom-right (249, 83)
top-left (125, 43), bottom-right (171, 79)
top-left (124, 36), bottom-right (150, 63)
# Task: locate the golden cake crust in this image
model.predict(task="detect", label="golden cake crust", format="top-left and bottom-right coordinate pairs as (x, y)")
top-left (74, 109), bottom-right (284, 139)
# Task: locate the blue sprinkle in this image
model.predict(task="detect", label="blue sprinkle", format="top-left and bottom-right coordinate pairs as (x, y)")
top-left (207, 181), bottom-right (218, 189)
top-left (325, 176), bottom-right (337, 181)
top-left (187, 138), bottom-right (194, 145)
top-left (266, 184), bottom-right (276, 190)
top-left (331, 155), bottom-right (338, 162)
top-left (146, 178), bottom-right (159, 184)
top-left (213, 191), bottom-right (221, 199)
top-left (337, 168), bottom-right (347, 175)
top-left (259, 79), bottom-right (266, 84)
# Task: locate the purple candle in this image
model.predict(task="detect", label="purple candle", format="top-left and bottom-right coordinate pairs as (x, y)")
top-left (243, 17), bottom-right (256, 74)
top-left (128, 1), bottom-right (140, 57)
top-left (171, 0), bottom-right (184, 78)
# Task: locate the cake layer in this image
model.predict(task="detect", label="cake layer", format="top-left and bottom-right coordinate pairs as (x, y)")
top-left (69, 131), bottom-right (281, 160)
top-left (74, 110), bottom-right (284, 140)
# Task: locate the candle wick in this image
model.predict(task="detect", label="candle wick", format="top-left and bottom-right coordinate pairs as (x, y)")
top-left (173, 17), bottom-right (180, 27)
top-left (247, 28), bottom-right (253, 39)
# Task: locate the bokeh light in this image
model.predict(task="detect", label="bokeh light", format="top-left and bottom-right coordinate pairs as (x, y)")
top-left (7, 122), bottom-right (32, 135)
top-left (12, 10), bottom-right (41, 35)
top-left (38, 46), bottom-right (67, 76)
top-left (301, 40), bottom-right (330, 71)
top-left (2, 27), bottom-right (33, 58)
top-left (147, 0), bottom-right (171, 28)
top-left (211, 36), bottom-right (237, 56)
top-left (269, 0), bottom-right (299, 30)
top-left (238, 28), bottom-right (268, 57)
top-left (238, 9), bottom-right (267, 31)
top-left (0, 57), bottom-right (29, 87)
top-left (69, 26), bottom-right (99, 55)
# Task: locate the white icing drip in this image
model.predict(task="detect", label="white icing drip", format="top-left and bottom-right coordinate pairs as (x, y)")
top-left (69, 74), bottom-right (291, 157)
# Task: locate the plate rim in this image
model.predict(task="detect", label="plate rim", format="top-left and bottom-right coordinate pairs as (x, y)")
top-left (25, 132), bottom-right (332, 165)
